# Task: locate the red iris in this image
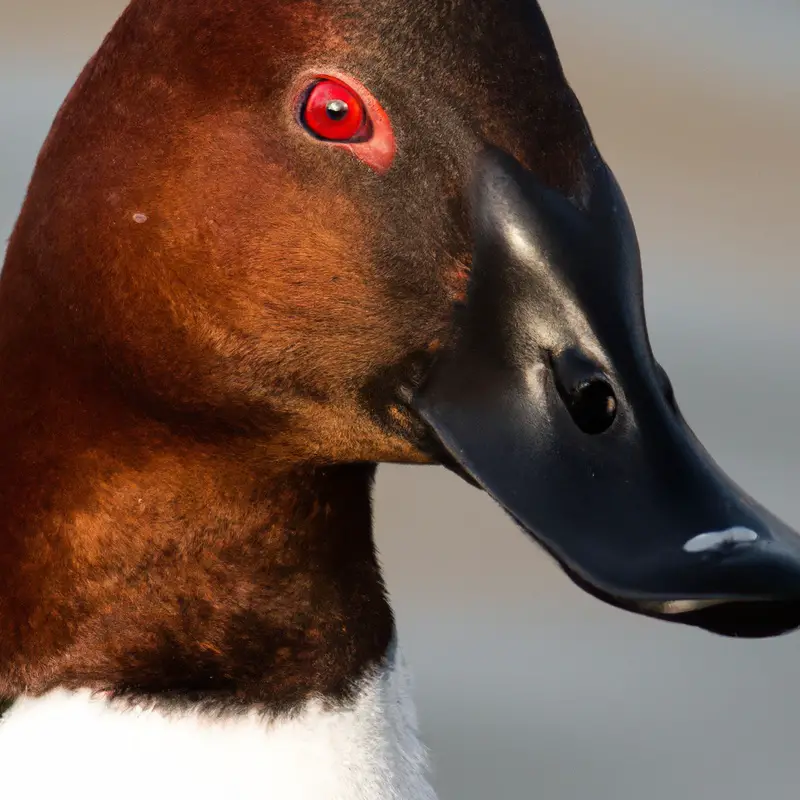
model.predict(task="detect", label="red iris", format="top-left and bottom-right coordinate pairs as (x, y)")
top-left (302, 79), bottom-right (367, 142)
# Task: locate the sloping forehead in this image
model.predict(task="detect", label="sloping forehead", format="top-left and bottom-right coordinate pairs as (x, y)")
top-left (330, 0), bottom-right (595, 197)
top-left (339, 0), bottom-right (562, 67)
top-left (122, 0), bottom-right (571, 100)
top-left (104, 0), bottom-right (595, 198)
top-left (332, 0), bottom-right (569, 111)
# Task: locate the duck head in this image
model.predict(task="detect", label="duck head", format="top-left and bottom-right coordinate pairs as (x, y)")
top-left (3, 0), bottom-right (800, 653)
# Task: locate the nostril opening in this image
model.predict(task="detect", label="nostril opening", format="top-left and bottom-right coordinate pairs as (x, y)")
top-left (551, 349), bottom-right (618, 435)
top-left (565, 379), bottom-right (617, 435)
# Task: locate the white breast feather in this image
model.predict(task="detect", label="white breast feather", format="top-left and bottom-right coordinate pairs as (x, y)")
top-left (0, 648), bottom-right (437, 800)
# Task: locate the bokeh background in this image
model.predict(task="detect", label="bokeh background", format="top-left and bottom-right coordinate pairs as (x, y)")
top-left (2, 1), bottom-right (800, 797)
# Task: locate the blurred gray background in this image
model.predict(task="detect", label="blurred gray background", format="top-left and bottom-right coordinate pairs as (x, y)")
top-left (2, 1), bottom-right (800, 798)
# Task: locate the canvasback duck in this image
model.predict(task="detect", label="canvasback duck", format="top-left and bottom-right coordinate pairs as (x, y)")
top-left (1, 1), bottom-right (800, 797)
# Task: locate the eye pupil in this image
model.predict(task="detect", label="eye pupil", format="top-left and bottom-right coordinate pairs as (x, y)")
top-left (326, 99), bottom-right (349, 121)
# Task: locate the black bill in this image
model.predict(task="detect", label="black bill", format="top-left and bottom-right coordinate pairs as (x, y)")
top-left (413, 147), bottom-right (800, 638)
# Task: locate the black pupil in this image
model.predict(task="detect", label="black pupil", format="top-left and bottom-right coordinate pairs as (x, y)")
top-left (326, 99), bottom-right (349, 122)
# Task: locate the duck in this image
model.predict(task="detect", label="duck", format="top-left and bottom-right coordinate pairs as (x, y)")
top-left (1, 0), bottom-right (800, 797)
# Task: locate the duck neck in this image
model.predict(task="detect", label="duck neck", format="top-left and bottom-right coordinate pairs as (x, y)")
top-left (0, 392), bottom-right (437, 798)
top-left (0, 323), bottom-right (394, 710)
top-left (0, 252), bottom-right (437, 800)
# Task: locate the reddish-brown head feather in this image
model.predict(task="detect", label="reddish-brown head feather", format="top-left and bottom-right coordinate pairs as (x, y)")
top-left (0, 0), bottom-right (594, 704)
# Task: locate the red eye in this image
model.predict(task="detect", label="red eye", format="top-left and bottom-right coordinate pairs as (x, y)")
top-left (295, 72), bottom-right (396, 173)
top-left (302, 79), bottom-right (367, 142)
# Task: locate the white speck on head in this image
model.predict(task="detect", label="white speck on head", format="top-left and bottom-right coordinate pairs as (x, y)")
top-left (683, 527), bottom-right (759, 553)
top-left (132, 213), bottom-right (148, 224)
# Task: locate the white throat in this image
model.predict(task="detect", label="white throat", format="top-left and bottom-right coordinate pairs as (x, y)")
top-left (0, 647), bottom-right (437, 800)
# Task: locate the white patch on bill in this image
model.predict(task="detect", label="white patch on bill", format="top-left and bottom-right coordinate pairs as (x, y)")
top-left (683, 527), bottom-right (759, 553)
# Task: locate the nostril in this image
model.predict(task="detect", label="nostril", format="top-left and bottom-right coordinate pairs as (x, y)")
top-left (565, 379), bottom-right (617, 435)
top-left (552, 348), bottom-right (617, 435)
